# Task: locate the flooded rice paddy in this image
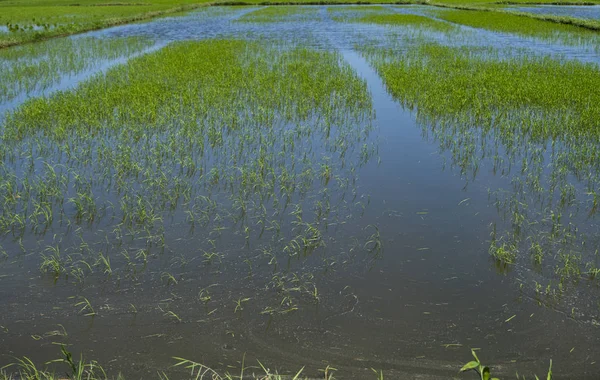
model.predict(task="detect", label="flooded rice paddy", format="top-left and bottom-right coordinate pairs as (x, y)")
top-left (1, 5), bottom-right (600, 379)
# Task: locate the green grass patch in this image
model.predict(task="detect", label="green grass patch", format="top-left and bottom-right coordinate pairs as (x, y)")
top-left (431, 0), bottom-right (600, 5)
top-left (3, 39), bottom-right (370, 139)
top-left (353, 13), bottom-right (457, 31)
top-left (436, 8), bottom-right (600, 37)
top-left (0, 0), bottom-right (207, 48)
top-left (327, 4), bottom-right (389, 11)
top-left (364, 42), bottom-right (600, 139)
top-left (236, 5), bottom-right (318, 22)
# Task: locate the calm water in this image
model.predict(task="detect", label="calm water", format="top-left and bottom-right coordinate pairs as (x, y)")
top-left (1, 6), bottom-right (599, 379)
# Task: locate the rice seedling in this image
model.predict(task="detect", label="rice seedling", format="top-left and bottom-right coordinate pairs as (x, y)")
top-left (74, 297), bottom-right (96, 317)
top-left (40, 245), bottom-right (67, 277)
top-left (460, 349), bottom-right (500, 380)
top-left (161, 271), bottom-right (178, 285)
top-left (489, 240), bottom-right (517, 265)
top-left (234, 297), bottom-right (250, 313)
top-left (555, 251), bottom-right (581, 282)
top-left (47, 345), bottom-right (108, 380)
top-left (364, 224), bottom-right (383, 262)
top-left (318, 365), bottom-right (337, 380)
top-left (529, 241), bottom-right (544, 265)
top-left (371, 368), bottom-right (384, 380)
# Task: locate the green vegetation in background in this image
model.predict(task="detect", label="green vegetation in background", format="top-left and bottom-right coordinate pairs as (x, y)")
top-left (436, 8), bottom-right (600, 37)
top-left (430, 0), bottom-right (600, 5)
top-left (0, 1), bottom-right (410, 48)
top-left (236, 5), bottom-right (317, 22)
top-left (327, 5), bottom-right (389, 11)
top-left (3, 0), bottom-right (600, 49)
top-left (326, 4), bottom-right (392, 21)
top-left (351, 13), bottom-right (457, 31)
top-left (0, 0), bottom-right (206, 48)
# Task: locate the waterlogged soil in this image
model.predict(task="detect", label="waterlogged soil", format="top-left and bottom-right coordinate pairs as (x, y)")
top-left (0, 6), bottom-right (599, 380)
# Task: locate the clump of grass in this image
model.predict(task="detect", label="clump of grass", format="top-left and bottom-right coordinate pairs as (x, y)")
top-left (489, 240), bottom-right (517, 265)
top-left (1, 345), bottom-right (109, 380)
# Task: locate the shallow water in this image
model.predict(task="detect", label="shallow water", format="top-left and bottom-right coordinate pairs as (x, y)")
top-left (1, 6), bottom-right (600, 380)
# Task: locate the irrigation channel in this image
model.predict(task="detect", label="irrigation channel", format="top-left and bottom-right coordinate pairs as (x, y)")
top-left (1, 5), bottom-right (600, 379)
